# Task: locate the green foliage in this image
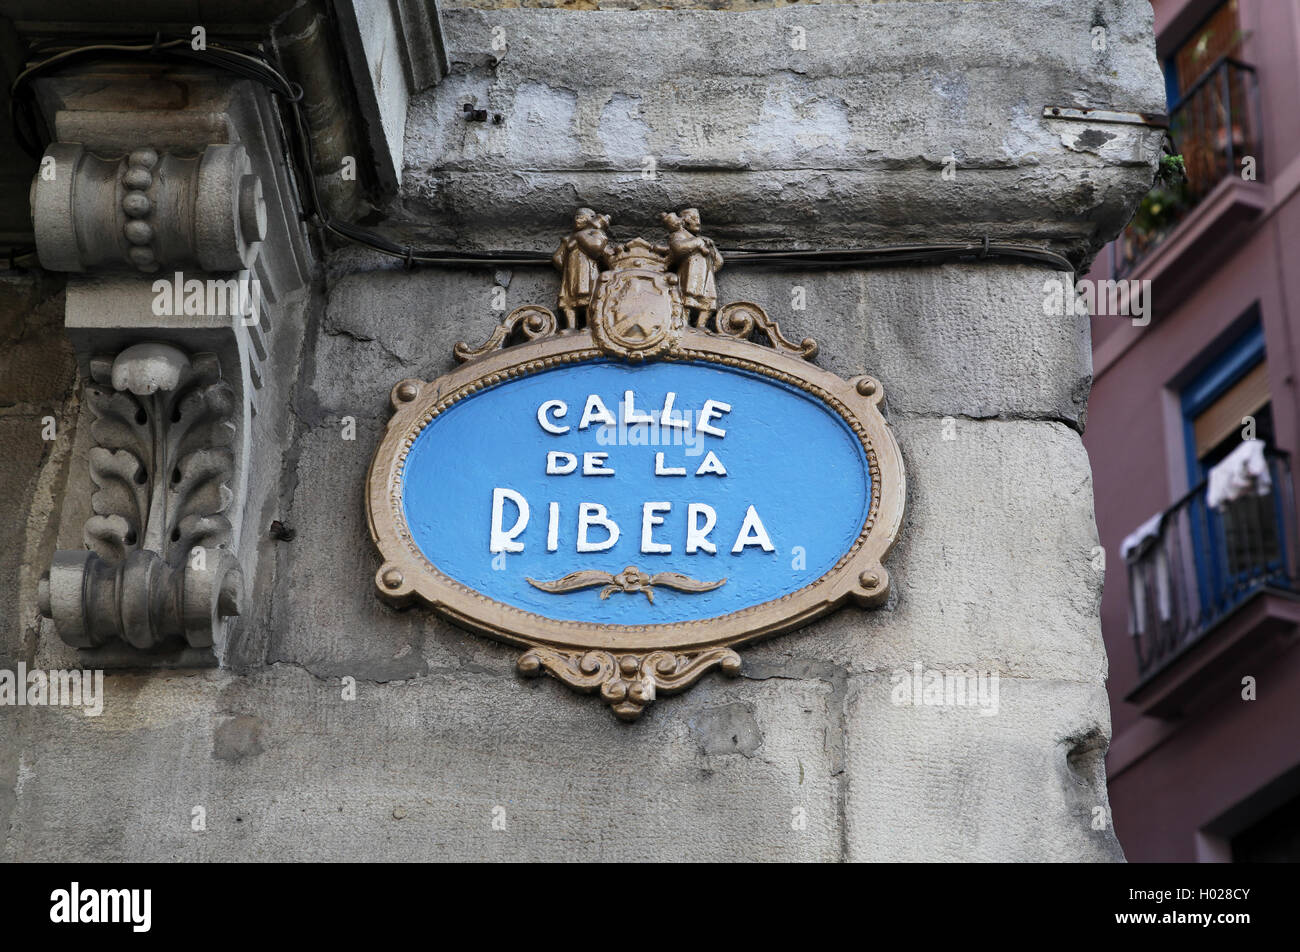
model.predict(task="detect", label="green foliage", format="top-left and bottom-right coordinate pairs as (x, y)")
top-left (1131, 153), bottom-right (1188, 239)
top-left (1157, 153), bottom-right (1186, 187)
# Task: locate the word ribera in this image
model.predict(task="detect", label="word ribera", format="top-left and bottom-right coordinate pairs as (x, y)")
top-left (490, 390), bottom-right (774, 555)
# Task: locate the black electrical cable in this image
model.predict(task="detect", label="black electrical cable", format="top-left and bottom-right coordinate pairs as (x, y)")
top-left (8, 36), bottom-right (1077, 276)
top-left (718, 243), bottom-right (1074, 271)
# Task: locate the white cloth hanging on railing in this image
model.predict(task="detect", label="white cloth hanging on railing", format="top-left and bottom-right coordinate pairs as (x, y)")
top-left (1206, 439), bottom-right (1272, 511)
top-left (1129, 546), bottom-right (1174, 636)
top-left (1121, 511), bottom-right (1164, 562)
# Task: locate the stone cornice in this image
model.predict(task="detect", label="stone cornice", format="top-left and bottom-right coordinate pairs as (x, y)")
top-left (398, 4), bottom-right (1167, 268)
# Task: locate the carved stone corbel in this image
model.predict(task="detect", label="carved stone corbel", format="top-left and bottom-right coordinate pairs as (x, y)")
top-left (39, 343), bottom-right (243, 650)
top-left (26, 64), bottom-right (313, 660)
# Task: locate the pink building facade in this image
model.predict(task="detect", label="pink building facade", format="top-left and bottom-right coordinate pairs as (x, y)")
top-left (1086, 0), bottom-right (1300, 861)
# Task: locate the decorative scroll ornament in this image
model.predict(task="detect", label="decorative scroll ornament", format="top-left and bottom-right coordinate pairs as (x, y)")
top-left (39, 342), bottom-right (243, 651)
top-left (527, 566), bottom-right (726, 604)
top-left (453, 305), bottom-right (557, 364)
top-left (518, 646), bottom-right (743, 722)
top-left (368, 208), bottom-right (906, 719)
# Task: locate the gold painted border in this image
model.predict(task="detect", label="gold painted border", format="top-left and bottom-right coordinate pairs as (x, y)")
top-left (366, 328), bottom-right (905, 655)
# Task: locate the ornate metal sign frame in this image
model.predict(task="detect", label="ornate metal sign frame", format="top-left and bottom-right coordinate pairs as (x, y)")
top-left (366, 209), bottom-right (905, 719)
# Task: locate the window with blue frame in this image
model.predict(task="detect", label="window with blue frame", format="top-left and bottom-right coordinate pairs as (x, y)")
top-left (1180, 319), bottom-right (1289, 621)
top-left (1181, 322), bottom-right (1270, 481)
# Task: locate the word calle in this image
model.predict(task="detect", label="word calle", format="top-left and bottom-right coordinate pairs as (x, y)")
top-left (535, 390), bottom-right (731, 438)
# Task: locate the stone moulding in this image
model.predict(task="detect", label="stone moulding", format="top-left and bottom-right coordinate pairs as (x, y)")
top-left (39, 342), bottom-right (243, 651)
top-left (366, 209), bottom-right (905, 720)
top-left (31, 143), bottom-right (266, 274)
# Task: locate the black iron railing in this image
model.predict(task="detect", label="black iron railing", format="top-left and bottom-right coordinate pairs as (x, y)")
top-left (1127, 450), bottom-right (1297, 681)
top-left (1116, 57), bottom-right (1262, 278)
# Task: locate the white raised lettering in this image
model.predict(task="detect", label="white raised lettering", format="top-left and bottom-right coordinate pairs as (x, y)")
top-left (660, 391), bottom-right (688, 430)
top-left (695, 451), bottom-right (727, 476)
top-left (583, 452), bottom-right (615, 475)
top-left (686, 503), bottom-right (717, 554)
top-left (579, 395), bottom-right (616, 429)
top-left (697, 400), bottom-right (732, 438)
top-left (537, 399), bottom-right (568, 434)
top-left (655, 452), bottom-right (686, 476)
top-left (731, 505), bottom-right (775, 553)
top-left (622, 390), bottom-right (656, 425)
top-left (641, 502), bottom-right (672, 553)
top-left (489, 488), bottom-right (529, 553)
top-left (546, 451), bottom-right (577, 475)
top-left (577, 503), bottom-right (619, 552)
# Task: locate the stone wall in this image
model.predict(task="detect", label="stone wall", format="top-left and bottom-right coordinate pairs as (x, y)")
top-left (0, 1), bottom-right (1164, 861)
top-left (2, 261), bottom-right (1118, 861)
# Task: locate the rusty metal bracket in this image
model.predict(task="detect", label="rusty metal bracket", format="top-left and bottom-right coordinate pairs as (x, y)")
top-left (1043, 105), bottom-right (1170, 129)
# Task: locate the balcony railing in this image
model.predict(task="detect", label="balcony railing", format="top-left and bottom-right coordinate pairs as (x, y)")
top-left (1115, 56), bottom-right (1262, 278)
top-left (1127, 450), bottom-right (1297, 682)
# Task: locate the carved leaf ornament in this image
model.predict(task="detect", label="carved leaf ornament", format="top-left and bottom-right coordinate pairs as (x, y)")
top-left (41, 343), bottom-right (243, 651)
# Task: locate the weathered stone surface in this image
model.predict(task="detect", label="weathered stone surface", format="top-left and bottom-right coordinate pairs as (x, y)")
top-left (0, 277), bottom-right (73, 410)
top-left (33, 143), bottom-right (266, 274)
top-left (1, 664), bottom-right (839, 861)
top-left (315, 261), bottom-right (1090, 424)
top-left (312, 267), bottom-right (556, 413)
top-left (745, 416), bottom-right (1107, 683)
top-left (0, 275), bottom-right (76, 664)
top-left (400, 3), bottom-right (1165, 264)
top-left (721, 264), bottom-right (1092, 427)
top-left (0, 420), bottom-right (57, 663)
top-left (3, 259), bottom-right (1117, 861)
top-left (0, 273), bottom-right (75, 861)
top-left (263, 420), bottom-right (439, 681)
top-left (29, 280), bottom-right (310, 670)
top-left (843, 675), bottom-right (1123, 861)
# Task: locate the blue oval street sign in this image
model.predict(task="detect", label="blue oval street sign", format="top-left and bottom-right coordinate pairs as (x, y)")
top-left (367, 212), bottom-right (904, 719)
top-left (401, 359), bottom-right (872, 625)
